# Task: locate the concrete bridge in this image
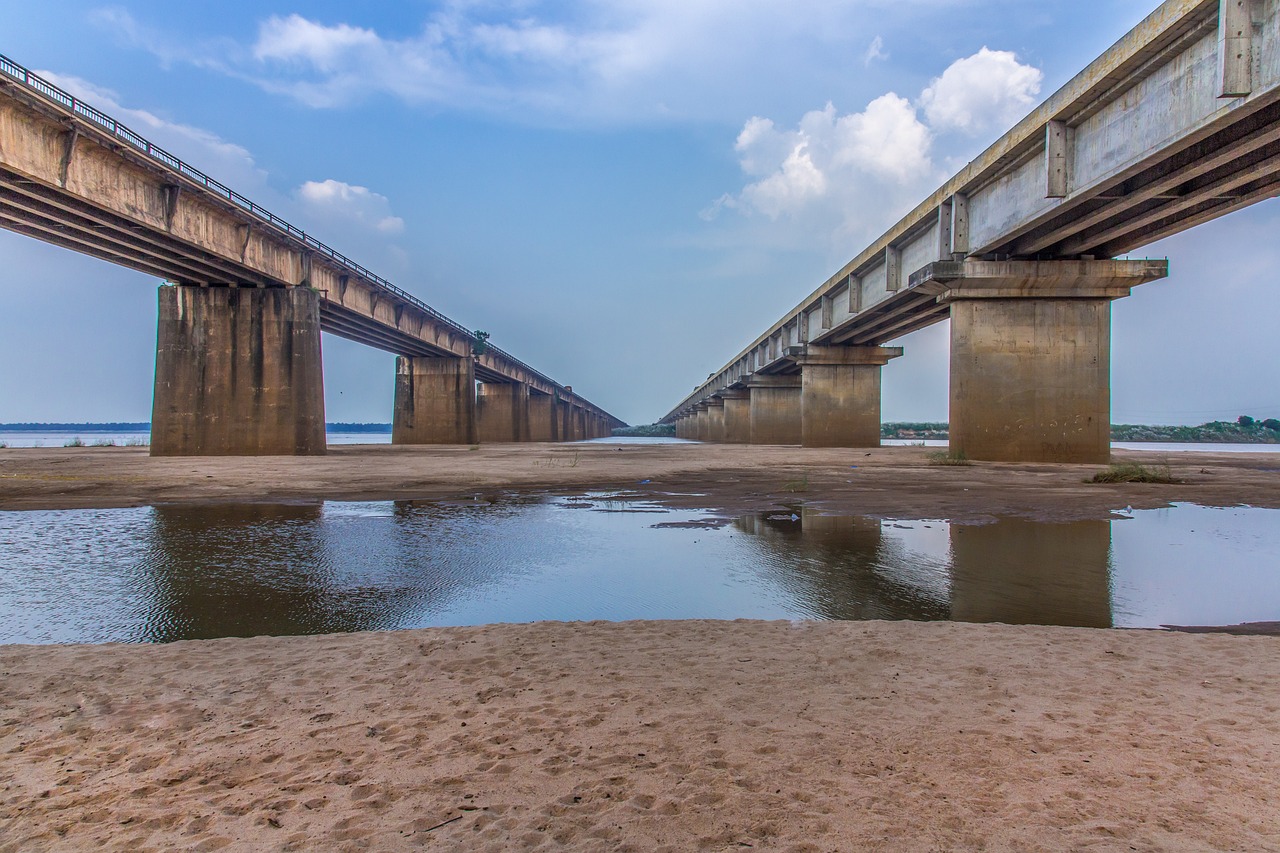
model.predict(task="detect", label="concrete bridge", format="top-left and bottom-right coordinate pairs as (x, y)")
top-left (0, 56), bottom-right (624, 456)
top-left (664, 0), bottom-right (1280, 463)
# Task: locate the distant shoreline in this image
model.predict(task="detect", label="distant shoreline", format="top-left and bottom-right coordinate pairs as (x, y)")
top-left (2, 420), bottom-right (1278, 444)
top-left (0, 422), bottom-right (394, 434)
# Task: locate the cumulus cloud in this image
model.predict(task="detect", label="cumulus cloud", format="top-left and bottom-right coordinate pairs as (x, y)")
top-left (919, 47), bottom-right (1042, 135)
top-left (709, 47), bottom-right (1042, 245)
top-left (34, 71), bottom-right (266, 192)
top-left (296, 180), bottom-right (405, 235)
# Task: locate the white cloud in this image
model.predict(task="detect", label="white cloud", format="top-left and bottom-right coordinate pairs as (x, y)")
top-left (254, 15), bottom-right (383, 71)
top-left (715, 96), bottom-right (936, 236)
top-left (34, 71), bottom-right (267, 193)
top-left (296, 180), bottom-right (405, 235)
top-left (709, 47), bottom-right (1043, 247)
top-left (919, 47), bottom-right (1042, 135)
top-left (97, 2), bottom-right (983, 124)
top-left (863, 35), bottom-right (888, 66)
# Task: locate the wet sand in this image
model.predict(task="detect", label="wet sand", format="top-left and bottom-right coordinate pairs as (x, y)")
top-left (2, 442), bottom-right (1279, 520)
top-left (2, 443), bottom-right (1279, 851)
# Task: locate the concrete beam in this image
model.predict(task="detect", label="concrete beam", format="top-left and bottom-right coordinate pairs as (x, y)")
top-left (151, 285), bottom-right (325, 456)
top-left (393, 356), bottom-right (476, 445)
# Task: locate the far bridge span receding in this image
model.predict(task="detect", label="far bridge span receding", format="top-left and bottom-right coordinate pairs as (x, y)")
top-left (0, 55), bottom-right (624, 455)
top-left (664, 0), bottom-right (1280, 463)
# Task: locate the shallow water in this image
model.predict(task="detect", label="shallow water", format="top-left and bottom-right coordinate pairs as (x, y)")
top-left (0, 497), bottom-right (1276, 644)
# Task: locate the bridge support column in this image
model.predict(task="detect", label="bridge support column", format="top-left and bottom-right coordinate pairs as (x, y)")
top-left (477, 382), bottom-right (530, 442)
top-left (799, 346), bottom-right (902, 448)
top-left (924, 259), bottom-right (1167, 463)
top-left (392, 356), bottom-right (476, 445)
top-left (720, 390), bottom-right (752, 444)
top-left (748, 376), bottom-right (802, 445)
top-left (692, 404), bottom-right (709, 441)
top-left (528, 391), bottom-right (555, 441)
top-left (702, 398), bottom-right (726, 442)
top-left (151, 285), bottom-right (325, 456)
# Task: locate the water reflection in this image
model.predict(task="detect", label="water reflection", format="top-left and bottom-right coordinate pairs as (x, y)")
top-left (0, 498), bottom-right (1276, 644)
top-left (949, 519), bottom-right (1112, 628)
top-left (733, 509), bottom-right (951, 621)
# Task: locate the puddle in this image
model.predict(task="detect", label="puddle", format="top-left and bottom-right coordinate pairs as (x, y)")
top-left (0, 498), bottom-right (1276, 643)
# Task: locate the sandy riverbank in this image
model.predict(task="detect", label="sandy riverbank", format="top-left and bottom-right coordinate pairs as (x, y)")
top-left (2, 620), bottom-right (1278, 852)
top-left (2, 444), bottom-right (1279, 850)
top-left (1, 442), bottom-right (1279, 519)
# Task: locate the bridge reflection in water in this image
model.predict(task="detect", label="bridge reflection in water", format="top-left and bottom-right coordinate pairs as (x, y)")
top-left (734, 508), bottom-right (1112, 628)
top-left (0, 497), bottom-right (1144, 643)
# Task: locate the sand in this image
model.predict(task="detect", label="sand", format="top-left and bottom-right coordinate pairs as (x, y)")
top-left (2, 443), bottom-right (1280, 851)
top-left (2, 620), bottom-right (1278, 852)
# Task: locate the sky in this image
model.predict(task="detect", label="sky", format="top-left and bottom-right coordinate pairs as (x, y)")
top-left (1, 0), bottom-right (1277, 427)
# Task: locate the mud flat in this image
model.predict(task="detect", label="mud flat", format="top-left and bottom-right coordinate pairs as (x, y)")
top-left (1, 442), bottom-right (1278, 520)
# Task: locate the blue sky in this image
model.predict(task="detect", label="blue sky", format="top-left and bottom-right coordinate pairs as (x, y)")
top-left (1, 0), bottom-right (1277, 426)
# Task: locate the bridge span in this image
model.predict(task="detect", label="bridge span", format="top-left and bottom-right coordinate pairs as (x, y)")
top-left (664, 0), bottom-right (1280, 463)
top-left (0, 55), bottom-right (623, 455)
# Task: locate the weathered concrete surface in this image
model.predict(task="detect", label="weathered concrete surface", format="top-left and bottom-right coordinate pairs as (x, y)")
top-left (151, 285), bottom-right (325, 457)
top-left (703, 399), bottom-right (726, 443)
top-left (392, 356), bottom-right (476, 445)
top-left (477, 383), bottom-right (530, 443)
top-left (799, 346), bottom-right (902, 448)
top-left (720, 390), bottom-right (752, 444)
top-left (748, 376), bottom-right (803, 445)
top-left (528, 392), bottom-right (555, 442)
top-left (949, 297), bottom-right (1113, 463)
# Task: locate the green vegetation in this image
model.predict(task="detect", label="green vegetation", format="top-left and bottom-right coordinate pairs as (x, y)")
top-left (90, 439), bottom-right (116, 447)
top-left (612, 423), bottom-right (676, 438)
top-left (1089, 463), bottom-right (1178, 484)
top-left (882, 422), bottom-right (948, 440)
top-left (782, 475), bottom-right (810, 493)
top-left (926, 449), bottom-right (971, 466)
top-left (64, 437), bottom-right (85, 447)
top-left (882, 416), bottom-right (1280, 444)
top-left (0, 441), bottom-right (7, 449)
top-left (1110, 416), bottom-right (1280, 444)
top-left (471, 331), bottom-right (491, 357)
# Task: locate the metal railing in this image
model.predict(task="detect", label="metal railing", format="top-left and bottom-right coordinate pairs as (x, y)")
top-left (0, 52), bottom-right (578, 399)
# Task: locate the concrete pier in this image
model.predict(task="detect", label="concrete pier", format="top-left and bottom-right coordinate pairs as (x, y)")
top-left (151, 285), bottom-right (326, 457)
top-left (720, 390), bottom-right (751, 444)
top-left (799, 346), bottom-right (902, 448)
top-left (477, 382), bottom-right (530, 443)
top-left (748, 376), bottom-right (803, 445)
top-left (393, 356), bottom-right (477, 445)
top-left (528, 391), bottom-right (555, 442)
top-left (937, 260), bottom-right (1167, 463)
top-left (703, 398), bottom-right (726, 443)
